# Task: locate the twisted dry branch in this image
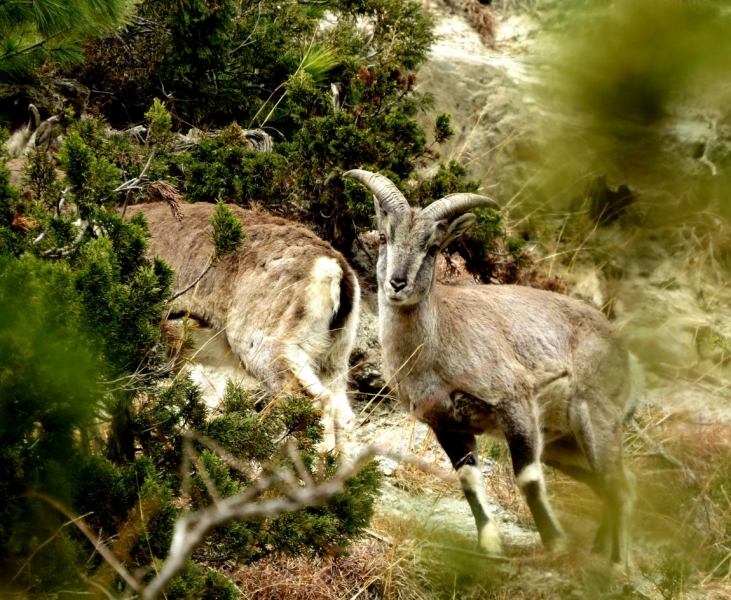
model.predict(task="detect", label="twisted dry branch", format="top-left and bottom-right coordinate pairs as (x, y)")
top-left (35, 439), bottom-right (453, 600)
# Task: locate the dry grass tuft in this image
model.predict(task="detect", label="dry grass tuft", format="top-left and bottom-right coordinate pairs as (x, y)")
top-left (145, 179), bottom-right (183, 219)
top-left (233, 537), bottom-right (425, 600)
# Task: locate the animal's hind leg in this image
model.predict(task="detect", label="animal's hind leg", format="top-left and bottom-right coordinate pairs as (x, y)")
top-left (569, 399), bottom-right (635, 562)
top-left (494, 401), bottom-right (565, 549)
top-left (543, 435), bottom-right (612, 553)
top-left (603, 459), bottom-right (635, 562)
top-left (544, 433), bottom-right (634, 561)
top-left (283, 345), bottom-right (341, 451)
top-left (433, 429), bottom-right (502, 555)
top-left (317, 329), bottom-right (358, 453)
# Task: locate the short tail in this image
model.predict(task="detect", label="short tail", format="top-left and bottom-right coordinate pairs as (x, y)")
top-left (305, 256), bottom-right (359, 333)
top-left (329, 257), bottom-right (359, 332)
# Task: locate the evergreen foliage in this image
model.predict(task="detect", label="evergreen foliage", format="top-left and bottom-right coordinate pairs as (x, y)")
top-left (0, 0), bottom-right (134, 82)
top-left (72, 0), bottom-right (516, 260)
top-left (0, 254), bottom-right (103, 588)
top-left (0, 116), bottom-right (382, 598)
top-left (145, 97), bottom-right (173, 144)
top-left (79, 0), bottom-right (475, 251)
top-left (173, 126), bottom-right (288, 206)
top-left (210, 201), bottom-right (245, 261)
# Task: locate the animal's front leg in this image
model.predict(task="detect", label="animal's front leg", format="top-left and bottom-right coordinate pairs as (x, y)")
top-left (433, 429), bottom-right (502, 555)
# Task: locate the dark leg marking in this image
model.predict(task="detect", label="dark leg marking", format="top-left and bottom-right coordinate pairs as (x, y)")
top-left (495, 402), bottom-right (565, 548)
top-left (433, 429), bottom-right (502, 554)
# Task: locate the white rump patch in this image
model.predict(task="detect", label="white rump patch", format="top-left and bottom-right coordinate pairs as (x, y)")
top-left (307, 257), bottom-right (342, 322)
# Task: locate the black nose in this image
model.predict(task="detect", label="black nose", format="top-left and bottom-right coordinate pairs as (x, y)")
top-left (390, 278), bottom-right (407, 292)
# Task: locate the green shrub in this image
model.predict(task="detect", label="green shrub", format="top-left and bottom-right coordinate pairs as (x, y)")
top-left (210, 200), bottom-right (245, 261)
top-left (0, 255), bottom-right (104, 590)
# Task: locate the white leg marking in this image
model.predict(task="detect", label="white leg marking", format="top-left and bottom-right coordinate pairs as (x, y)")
top-left (515, 462), bottom-right (542, 489)
top-left (516, 461), bottom-right (566, 545)
top-left (459, 464), bottom-right (502, 555)
top-left (479, 521), bottom-right (503, 555)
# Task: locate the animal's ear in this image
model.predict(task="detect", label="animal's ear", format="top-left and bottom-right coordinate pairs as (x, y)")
top-left (441, 213), bottom-right (477, 249)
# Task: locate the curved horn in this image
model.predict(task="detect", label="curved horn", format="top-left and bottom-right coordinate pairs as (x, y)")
top-left (343, 169), bottom-right (409, 214)
top-left (422, 193), bottom-right (500, 221)
top-left (28, 104), bottom-right (40, 130)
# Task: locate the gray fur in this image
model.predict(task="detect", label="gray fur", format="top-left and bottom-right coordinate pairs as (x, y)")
top-left (126, 202), bottom-right (360, 451)
top-left (344, 169), bottom-right (638, 560)
top-left (4, 104), bottom-right (40, 158)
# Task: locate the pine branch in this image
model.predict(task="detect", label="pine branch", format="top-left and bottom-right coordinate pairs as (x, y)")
top-left (0, 38), bottom-right (49, 62)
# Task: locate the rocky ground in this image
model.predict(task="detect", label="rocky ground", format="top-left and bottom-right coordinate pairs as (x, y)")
top-left (123, 2), bottom-right (731, 597)
top-left (226, 2), bottom-right (731, 597)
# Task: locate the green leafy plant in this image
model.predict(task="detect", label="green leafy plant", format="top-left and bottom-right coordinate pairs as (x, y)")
top-left (0, 0), bottom-right (135, 82)
top-left (210, 200), bottom-right (245, 261)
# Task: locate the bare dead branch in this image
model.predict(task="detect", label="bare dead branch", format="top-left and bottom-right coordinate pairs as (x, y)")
top-left (42, 219), bottom-right (88, 257)
top-left (169, 257), bottom-right (214, 301)
top-left (141, 445), bottom-right (448, 600)
top-left (115, 150), bottom-right (155, 194)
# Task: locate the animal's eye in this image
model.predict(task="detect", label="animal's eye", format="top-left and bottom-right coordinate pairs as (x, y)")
top-left (379, 233), bottom-right (387, 245)
top-left (428, 244), bottom-right (440, 256)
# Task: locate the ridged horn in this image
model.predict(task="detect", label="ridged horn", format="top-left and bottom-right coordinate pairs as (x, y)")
top-left (422, 193), bottom-right (500, 221)
top-left (343, 169), bottom-right (409, 214)
top-left (28, 104), bottom-right (40, 130)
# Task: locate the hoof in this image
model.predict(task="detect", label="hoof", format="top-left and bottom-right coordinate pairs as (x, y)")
top-left (477, 521), bottom-right (503, 556)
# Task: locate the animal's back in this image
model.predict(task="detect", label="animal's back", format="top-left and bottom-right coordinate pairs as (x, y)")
top-left (127, 202), bottom-right (354, 325)
top-left (436, 283), bottom-right (632, 420)
top-left (126, 202), bottom-right (359, 401)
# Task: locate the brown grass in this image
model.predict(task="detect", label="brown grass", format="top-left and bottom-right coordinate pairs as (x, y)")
top-left (226, 398), bottom-right (731, 599)
top-left (233, 536), bottom-right (428, 600)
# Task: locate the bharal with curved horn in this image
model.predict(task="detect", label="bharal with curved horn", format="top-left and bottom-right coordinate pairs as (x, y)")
top-left (344, 168), bottom-right (641, 561)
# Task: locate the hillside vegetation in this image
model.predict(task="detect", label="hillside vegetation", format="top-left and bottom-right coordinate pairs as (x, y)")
top-left (3, 0), bottom-right (731, 599)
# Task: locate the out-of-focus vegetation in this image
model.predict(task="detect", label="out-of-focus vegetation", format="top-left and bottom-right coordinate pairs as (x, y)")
top-left (0, 0), bottom-right (135, 82)
top-left (530, 0), bottom-right (731, 225)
